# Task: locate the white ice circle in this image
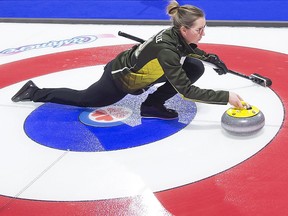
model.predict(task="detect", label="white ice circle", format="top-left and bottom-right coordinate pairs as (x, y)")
top-left (0, 65), bottom-right (284, 201)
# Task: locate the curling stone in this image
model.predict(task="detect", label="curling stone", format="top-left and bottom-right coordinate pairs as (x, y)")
top-left (221, 102), bottom-right (265, 135)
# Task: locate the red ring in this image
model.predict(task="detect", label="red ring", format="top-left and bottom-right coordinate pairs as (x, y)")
top-left (0, 44), bottom-right (287, 215)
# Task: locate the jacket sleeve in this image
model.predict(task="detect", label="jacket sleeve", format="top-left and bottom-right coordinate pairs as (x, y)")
top-left (187, 46), bottom-right (210, 61)
top-left (158, 48), bottom-right (229, 105)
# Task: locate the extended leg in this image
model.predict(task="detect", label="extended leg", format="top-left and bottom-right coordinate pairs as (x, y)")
top-left (11, 62), bottom-right (127, 107)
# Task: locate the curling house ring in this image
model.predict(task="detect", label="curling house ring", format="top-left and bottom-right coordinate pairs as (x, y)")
top-left (221, 102), bottom-right (265, 135)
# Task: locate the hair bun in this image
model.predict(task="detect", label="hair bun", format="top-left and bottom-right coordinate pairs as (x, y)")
top-left (168, 6), bottom-right (179, 14)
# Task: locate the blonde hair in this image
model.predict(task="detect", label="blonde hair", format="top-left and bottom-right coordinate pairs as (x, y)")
top-left (167, 1), bottom-right (205, 31)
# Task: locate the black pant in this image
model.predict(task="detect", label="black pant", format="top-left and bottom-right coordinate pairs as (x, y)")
top-left (32, 57), bottom-right (204, 107)
top-left (143, 57), bottom-right (204, 106)
top-left (32, 62), bottom-right (127, 107)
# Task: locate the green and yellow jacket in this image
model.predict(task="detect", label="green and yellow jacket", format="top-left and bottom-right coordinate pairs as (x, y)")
top-left (111, 27), bottom-right (229, 105)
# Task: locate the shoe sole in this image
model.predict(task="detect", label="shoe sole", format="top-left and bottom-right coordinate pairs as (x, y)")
top-left (11, 81), bottom-right (34, 102)
top-left (141, 115), bottom-right (178, 120)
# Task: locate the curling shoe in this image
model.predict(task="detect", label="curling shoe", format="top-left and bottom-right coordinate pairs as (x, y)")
top-left (11, 80), bottom-right (38, 102)
top-left (140, 103), bottom-right (178, 120)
